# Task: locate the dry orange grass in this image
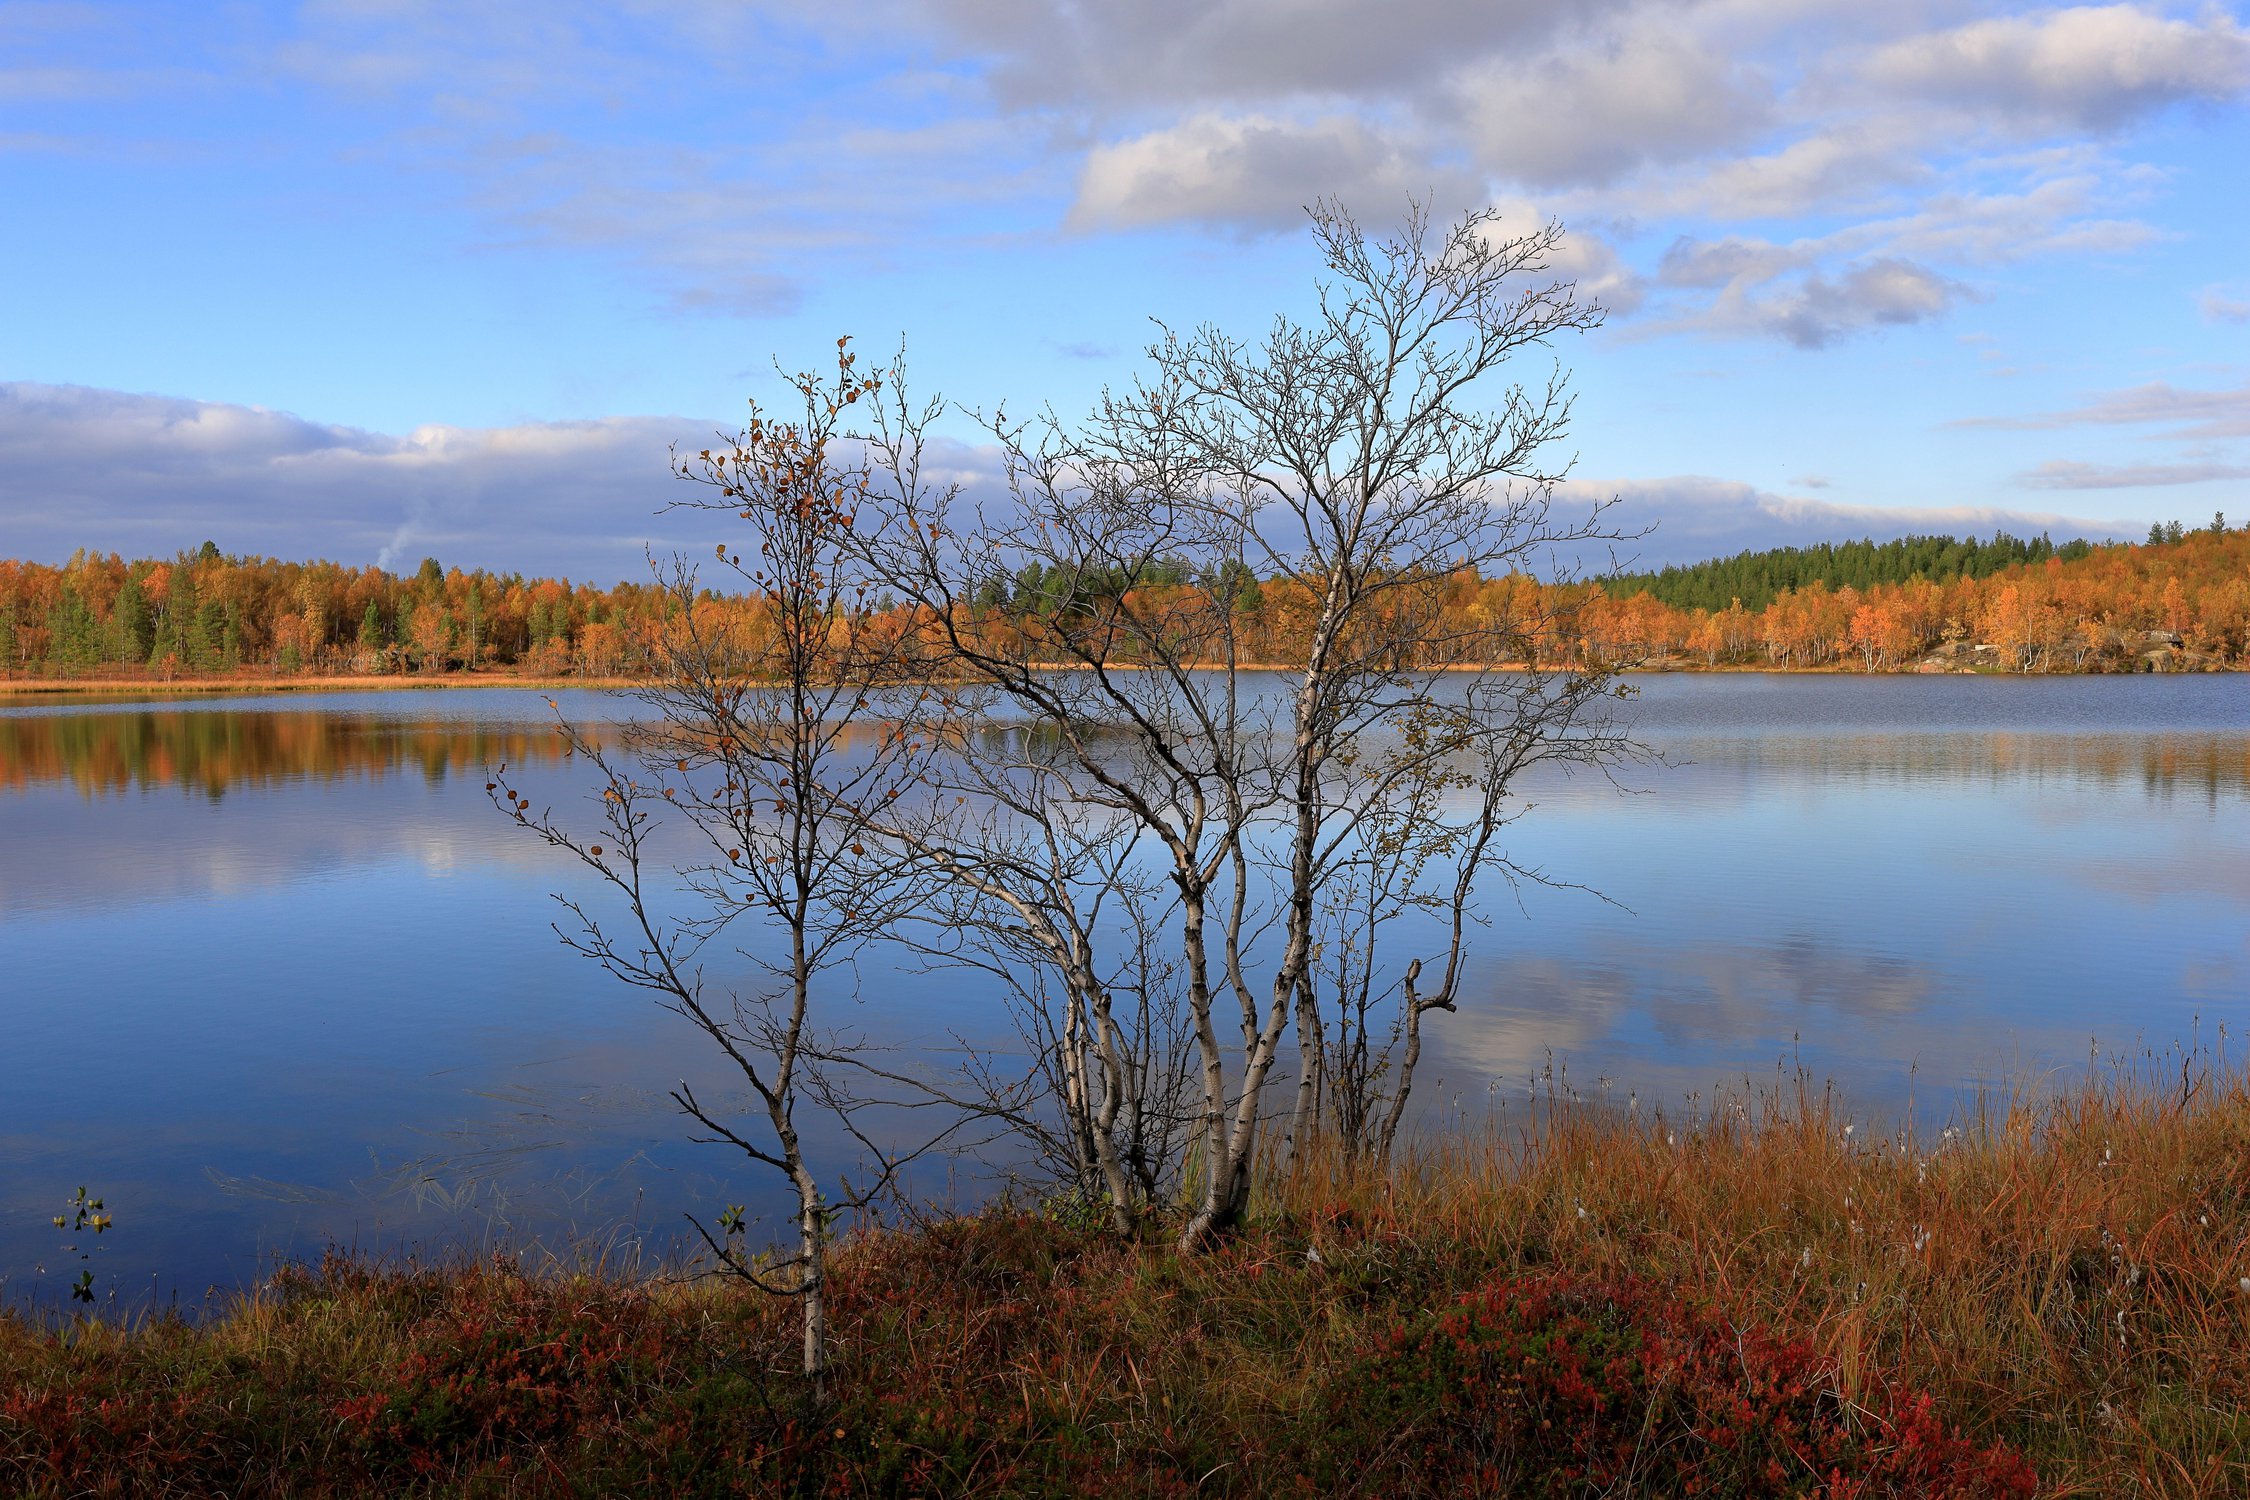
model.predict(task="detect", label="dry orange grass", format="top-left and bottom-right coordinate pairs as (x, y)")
top-left (1262, 1048), bottom-right (2250, 1496)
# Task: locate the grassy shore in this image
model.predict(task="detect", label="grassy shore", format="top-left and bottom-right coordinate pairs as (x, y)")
top-left (5, 1061), bottom-right (2247, 1497)
top-left (5, 651), bottom-right (2243, 700)
top-left (0, 671), bottom-right (643, 697)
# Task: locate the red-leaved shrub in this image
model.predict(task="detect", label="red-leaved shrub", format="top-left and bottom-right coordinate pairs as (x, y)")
top-left (334, 1261), bottom-right (666, 1464)
top-left (1314, 1272), bottom-right (2037, 1499)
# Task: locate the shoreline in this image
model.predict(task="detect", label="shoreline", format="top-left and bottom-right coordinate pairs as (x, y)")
top-left (4, 658), bottom-right (2241, 701)
top-left (3, 1062), bottom-right (2241, 1495)
top-left (0, 673), bottom-right (646, 698)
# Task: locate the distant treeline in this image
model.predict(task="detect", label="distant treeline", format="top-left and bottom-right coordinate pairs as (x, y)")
top-left (2, 518), bottom-right (2245, 681)
top-left (1608, 532), bottom-right (2096, 613)
top-left (0, 542), bottom-right (663, 680)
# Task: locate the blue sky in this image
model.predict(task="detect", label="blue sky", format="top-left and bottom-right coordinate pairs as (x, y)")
top-left (3, 0), bottom-right (2246, 578)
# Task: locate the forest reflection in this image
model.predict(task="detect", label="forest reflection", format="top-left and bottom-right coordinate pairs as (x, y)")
top-left (1648, 731), bottom-right (2250, 805)
top-left (5, 705), bottom-right (2247, 803)
top-left (0, 709), bottom-right (607, 799)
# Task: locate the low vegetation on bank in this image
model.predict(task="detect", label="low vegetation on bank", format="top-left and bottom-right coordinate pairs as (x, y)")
top-left (7, 1058), bottom-right (2246, 1497)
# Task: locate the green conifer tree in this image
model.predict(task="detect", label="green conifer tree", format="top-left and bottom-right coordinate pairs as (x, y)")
top-left (46, 587), bottom-right (101, 668)
top-left (193, 597), bottom-right (227, 671)
top-left (165, 564), bottom-right (201, 666)
top-left (113, 576), bottom-right (154, 662)
top-left (219, 600), bottom-right (244, 668)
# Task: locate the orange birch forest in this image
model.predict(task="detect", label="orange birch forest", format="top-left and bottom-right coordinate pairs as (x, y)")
top-left (4, 523), bottom-right (2246, 684)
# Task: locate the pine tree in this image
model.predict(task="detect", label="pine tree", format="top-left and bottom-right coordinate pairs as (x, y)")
top-left (166, 564), bottom-right (202, 667)
top-left (46, 587), bottom-right (101, 668)
top-left (219, 599), bottom-right (244, 668)
top-left (113, 576), bottom-right (154, 662)
top-left (193, 597), bottom-right (227, 670)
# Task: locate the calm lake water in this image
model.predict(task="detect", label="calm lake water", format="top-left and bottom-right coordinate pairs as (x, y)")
top-left (3, 675), bottom-right (2246, 1307)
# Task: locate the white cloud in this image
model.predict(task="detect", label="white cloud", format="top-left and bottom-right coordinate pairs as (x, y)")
top-left (21, 0), bottom-right (2215, 355)
top-left (937, 0), bottom-right (1607, 110)
top-left (1454, 29), bottom-right (1773, 188)
top-left (0, 380), bottom-right (1029, 579)
top-left (1546, 223), bottom-right (1649, 317)
top-left (7, 381), bottom-right (2146, 580)
top-left (1022, 4), bottom-right (2220, 349)
top-left (1863, 5), bottom-right (2250, 129)
top-left (1642, 154), bottom-right (2165, 344)
top-left (0, 383), bottom-right (701, 578)
top-left (1958, 379), bottom-right (2250, 440)
top-left (1726, 256), bottom-right (1972, 347)
top-left (1071, 113), bottom-right (1477, 232)
top-left (1657, 233), bottom-right (1816, 289)
top-left (245, 3), bottom-right (1073, 319)
top-left (2019, 458), bottom-right (2250, 488)
top-left (1656, 167), bottom-right (2160, 296)
top-left (1875, 172), bottom-right (2160, 263)
top-left (0, 64), bottom-right (149, 99)
top-left (1632, 128), bottom-right (1930, 220)
top-left (2200, 285), bottom-right (2250, 323)
top-left (446, 108), bottom-right (1067, 315)
top-left (1482, 197), bottom-right (1649, 314)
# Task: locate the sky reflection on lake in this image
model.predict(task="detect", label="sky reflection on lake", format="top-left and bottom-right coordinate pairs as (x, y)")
top-left (2, 675), bottom-right (2245, 1306)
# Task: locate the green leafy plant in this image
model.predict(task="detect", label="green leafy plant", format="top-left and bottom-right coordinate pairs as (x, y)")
top-left (48, 1187), bottom-right (113, 1305)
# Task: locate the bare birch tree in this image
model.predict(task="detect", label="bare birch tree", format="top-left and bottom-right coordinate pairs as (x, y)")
top-left (1306, 684), bottom-right (1637, 1165)
top-left (859, 200), bottom-right (1640, 1247)
top-left (493, 342), bottom-right (946, 1394)
top-left (883, 719), bottom-right (1204, 1231)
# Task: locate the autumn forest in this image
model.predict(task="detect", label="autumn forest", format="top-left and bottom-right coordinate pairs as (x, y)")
top-left (4, 519), bottom-right (2245, 685)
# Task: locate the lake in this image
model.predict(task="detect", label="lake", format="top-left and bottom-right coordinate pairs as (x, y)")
top-left (3, 674), bottom-right (2246, 1307)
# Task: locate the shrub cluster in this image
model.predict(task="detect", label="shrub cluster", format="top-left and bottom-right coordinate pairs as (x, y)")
top-left (1318, 1271), bottom-right (2036, 1498)
top-left (0, 1218), bottom-right (2038, 1498)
